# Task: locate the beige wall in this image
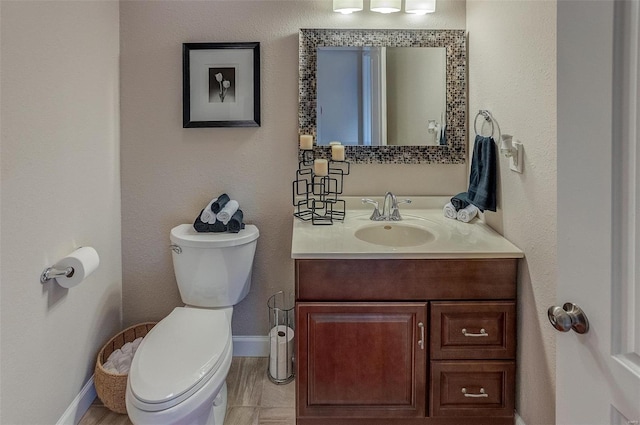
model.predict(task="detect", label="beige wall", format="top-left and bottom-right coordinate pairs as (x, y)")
top-left (120, 0), bottom-right (467, 334)
top-left (387, 47), bottom-right (447, 146)
top-left (0, 1), bottom-right (121, 424)
top-left (467, 2), bottom-right (557, 424)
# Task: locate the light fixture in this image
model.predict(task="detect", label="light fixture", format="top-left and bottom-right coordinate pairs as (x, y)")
top-left (405, 0), bottom-right (436, 14)
top-left (370, 0), bottom-right (401, 14)
top-left (333, 0), bottom-right (363, 14)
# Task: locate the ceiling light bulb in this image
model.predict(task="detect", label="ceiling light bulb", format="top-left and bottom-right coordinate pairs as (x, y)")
top-left (370, 0), bottom-right (401, 13)
top-left (405, 0), bottom-right (436, 14)
top-left (333, 0), bottom-right (363, 14)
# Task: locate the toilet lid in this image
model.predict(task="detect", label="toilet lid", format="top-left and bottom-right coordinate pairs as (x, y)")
top-left (129, 307), bottom-right (230, 406)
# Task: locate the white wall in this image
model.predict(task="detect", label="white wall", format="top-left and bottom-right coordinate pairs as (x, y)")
top-left (0, 2), bottom-right (121, 423)
top-left (119, 0), bottom-right (467, 335)
top-left (467, 2), bottom-right (557, 424)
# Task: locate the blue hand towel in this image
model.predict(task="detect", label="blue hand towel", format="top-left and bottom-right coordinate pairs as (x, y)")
top-left (466, 135), bottom-right (497, 212)
top-left (450, 192), bottom-right (469, 211)
top-left (211, 193), bottom-right (230, 214)
top-left (227, 209), bottom-right (244, 233)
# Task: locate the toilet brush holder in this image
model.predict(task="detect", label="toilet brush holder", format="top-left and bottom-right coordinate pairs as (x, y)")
top-left (267, 291), bottom-right (295, 384)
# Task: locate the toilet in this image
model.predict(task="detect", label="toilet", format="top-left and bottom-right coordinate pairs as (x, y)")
top-left (125, 223), bottom-right (259, 425)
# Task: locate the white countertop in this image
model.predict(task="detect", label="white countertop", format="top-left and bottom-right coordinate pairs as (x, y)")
top-left (291, 197), bottom-right (524, 260)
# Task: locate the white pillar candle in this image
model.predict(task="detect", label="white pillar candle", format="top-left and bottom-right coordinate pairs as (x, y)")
top-left (299, 134), bottom-right (313, 150)
top-left (331, 144), bottom-right (345, 161)
top-left (329, 141), bottom-right (342, 146)
top-left (314, 159), bottom-right (328, 176)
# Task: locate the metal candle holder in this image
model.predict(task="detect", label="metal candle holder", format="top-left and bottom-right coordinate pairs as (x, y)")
top-left (292, 149), bottom-right (350, 225)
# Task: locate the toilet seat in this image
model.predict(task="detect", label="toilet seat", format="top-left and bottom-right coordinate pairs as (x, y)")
top-left (128, 307), bottom-right (231, 412)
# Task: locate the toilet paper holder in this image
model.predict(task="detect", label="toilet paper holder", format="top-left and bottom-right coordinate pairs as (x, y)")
top-left (40, 266), bottom-right (74, 283)
top-left (40, 246), bottom-right (100, 287)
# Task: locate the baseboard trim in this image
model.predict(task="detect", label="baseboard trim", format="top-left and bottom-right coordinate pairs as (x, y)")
top-left (56, 376), bottom-right (96, 425)
top-left (233, 335), bottom-right (270, 357)
top-left (515, 412), bottom-right (526, 425)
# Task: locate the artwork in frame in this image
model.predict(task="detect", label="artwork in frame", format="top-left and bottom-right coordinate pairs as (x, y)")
top-left (183, 42), bottom-right (260, 128)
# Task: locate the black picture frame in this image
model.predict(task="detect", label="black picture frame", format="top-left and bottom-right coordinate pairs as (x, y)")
top-left (183, 42), bottom-right (260, 128)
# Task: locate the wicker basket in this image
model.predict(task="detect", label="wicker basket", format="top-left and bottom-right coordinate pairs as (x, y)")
top-left (94, 322), bottom-right (156, 414)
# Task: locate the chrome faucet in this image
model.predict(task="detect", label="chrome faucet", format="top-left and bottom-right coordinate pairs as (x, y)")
top-left (362, 192), bottom-right (411, 221)
top-left (381, 192), bottom-right (397, 220)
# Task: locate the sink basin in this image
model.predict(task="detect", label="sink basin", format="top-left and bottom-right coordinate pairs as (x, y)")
top-left (354, 223), bottom-right (436, 247)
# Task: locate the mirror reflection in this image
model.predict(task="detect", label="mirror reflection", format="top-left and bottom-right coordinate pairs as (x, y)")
top-left (298, 29), bottom-right (466, 164)
top-left (317, 46), bottom-right (446, 147)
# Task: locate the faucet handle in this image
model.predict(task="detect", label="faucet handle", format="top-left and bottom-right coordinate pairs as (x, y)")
top-left (390, 199), bottom-right (412, 220)
top-left (362, 198), bottom-right (383, 221)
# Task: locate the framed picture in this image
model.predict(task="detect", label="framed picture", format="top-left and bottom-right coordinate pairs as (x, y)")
top-left (183, 42), bottom-right (260, 128)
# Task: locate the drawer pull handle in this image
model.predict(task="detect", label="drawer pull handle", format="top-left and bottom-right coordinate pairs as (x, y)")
top-left (418, 322), bottom-right (425, 350)
top-left (461, 328), bottom-right (488, 337)
top-left (462, 387), bottom-right (488, 398)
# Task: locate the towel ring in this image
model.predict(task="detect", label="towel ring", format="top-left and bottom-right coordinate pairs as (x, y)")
top-left (474, 110), bottom-right (495, 138)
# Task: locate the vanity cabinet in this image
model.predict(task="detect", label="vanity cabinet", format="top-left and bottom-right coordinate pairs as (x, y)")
top-left (297, 302), bottom-right (427, 419)
top-left (295, 258), bottom-right (517, 425)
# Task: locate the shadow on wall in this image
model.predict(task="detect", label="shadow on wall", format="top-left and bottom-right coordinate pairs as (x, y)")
top-left (516, 260), bottom-right (555, 424)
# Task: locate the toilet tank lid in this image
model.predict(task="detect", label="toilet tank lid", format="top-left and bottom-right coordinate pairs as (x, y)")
top-left (170, 224), bottom-right (259, 248)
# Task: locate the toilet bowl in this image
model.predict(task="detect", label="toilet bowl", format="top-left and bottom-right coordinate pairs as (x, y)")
top-left (125, 224), bottom-right (259, 424)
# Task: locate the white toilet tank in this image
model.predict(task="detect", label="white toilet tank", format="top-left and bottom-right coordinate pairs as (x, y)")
top-left (170, 224), bottom-right (259, 308)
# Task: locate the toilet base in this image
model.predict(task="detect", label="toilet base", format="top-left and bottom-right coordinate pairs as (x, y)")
top-left (211, 381), bottom-right (227, 425)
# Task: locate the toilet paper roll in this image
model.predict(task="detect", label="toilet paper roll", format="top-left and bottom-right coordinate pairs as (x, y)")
top-left (54, 247), bottom-right (100, 288)
top-left (269, 325), bottom-right (294, 380)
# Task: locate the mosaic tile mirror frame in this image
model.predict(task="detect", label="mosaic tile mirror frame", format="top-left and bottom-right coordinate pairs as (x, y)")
top-left (299, 29), bottom-right (467, 164)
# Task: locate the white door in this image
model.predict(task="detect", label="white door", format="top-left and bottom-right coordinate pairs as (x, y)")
top-left (557, 1), bottom-right (640, 424)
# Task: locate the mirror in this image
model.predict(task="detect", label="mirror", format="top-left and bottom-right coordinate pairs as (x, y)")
top-left (299, 29), bottom-right (467, 164)
top-left (317, 46), bottom-right (446, 147)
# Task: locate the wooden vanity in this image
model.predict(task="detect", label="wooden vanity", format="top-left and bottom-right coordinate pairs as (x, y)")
top-left (295, 258), bottom-right (518, 425)
top-left (291, 200), bottom-right (523, 424)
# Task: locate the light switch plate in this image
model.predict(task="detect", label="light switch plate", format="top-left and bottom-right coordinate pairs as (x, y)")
top-left (509, 142), bottom-right (523, 173)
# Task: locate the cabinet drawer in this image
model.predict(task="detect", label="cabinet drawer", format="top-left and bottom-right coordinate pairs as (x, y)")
top-left (430, 301), bottom-right (516, 360)
top-left (296, 259), bottom-right (517, 301)
top-left (430, 361), bottom-right (515, 417)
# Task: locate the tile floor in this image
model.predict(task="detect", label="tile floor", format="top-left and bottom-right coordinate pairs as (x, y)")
top-left (78, 357), bottom-right (295, 425)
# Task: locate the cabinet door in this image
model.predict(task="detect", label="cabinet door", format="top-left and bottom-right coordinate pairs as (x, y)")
top-left (296, 302), bottom-right (427, 419)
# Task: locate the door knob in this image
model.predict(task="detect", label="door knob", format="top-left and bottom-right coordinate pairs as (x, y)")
top-left (547, 302), bottom-right (589, 334)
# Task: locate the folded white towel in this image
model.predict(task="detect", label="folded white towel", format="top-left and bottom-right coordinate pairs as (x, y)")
top-left (457, 204), bottom-right (479, 223)
top-left (216, 200), bottom-right (239, 225)
top-left (200, 198), bottom-right (218, 224)
top-left (443, 202), bottom-right (457, 220)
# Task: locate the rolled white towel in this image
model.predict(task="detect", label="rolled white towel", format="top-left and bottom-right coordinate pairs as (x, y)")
top-left (457, 204), bottom-right (479, 223)
top-left (216, 200), bottom-right (239, 225)
top-left (200, 198), bottom-right (218, 224)
top-left (443, 202), bottom-right (457, 220)
top-left (103, 348), bottom-right (124, 374)
top-left (102, 336), bottom-right (145, 375)
top-left (131, 337), bottom-right (143, 351)
top-left (115, 356), bottom-right (132, 374)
